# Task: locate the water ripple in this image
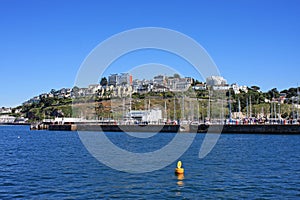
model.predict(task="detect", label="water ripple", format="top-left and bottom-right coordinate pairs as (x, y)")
top-left (0, 126), bottom-right (300, 199)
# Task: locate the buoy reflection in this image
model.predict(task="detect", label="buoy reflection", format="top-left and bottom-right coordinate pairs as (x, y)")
top-left (176, 173), bottom-right (184, 186)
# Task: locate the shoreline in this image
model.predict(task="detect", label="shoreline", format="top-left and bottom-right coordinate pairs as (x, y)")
top-left (0, 123), bottom-right (31, 126)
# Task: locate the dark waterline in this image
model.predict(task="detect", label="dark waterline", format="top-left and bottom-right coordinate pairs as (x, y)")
top-left (0, 126), bottom-right (300, 199)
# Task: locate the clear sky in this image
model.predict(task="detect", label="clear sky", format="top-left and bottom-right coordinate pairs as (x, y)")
top-left (1, 0), bottom-right (300, 107)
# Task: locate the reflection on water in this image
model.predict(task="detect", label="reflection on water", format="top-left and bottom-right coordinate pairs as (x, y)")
top-left (176, 173), bottom-right (184, 186)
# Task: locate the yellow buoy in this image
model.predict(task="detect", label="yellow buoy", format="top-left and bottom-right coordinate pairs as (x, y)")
top-left (175, 160), bottom-right (184, 174)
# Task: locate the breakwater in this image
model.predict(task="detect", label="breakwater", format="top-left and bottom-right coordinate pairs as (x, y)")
top-left (31, 123), bottom-right (300, 134)
top-left (46, 124), bottom-right (180, 132)
top-left (190, 124), bottom-right (300, 134)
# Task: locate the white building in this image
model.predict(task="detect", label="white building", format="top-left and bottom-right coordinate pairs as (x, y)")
top-left (174, 77), bottom-right (193, 91)
top-left (126, 108), bottom-right (162, 124)
top-left (0, 107), bottom-right (12, 114)
top-left (166, 77), bottom-right (193, 91)
top-left (153, 75), bottom-right (166, 86)
top-left (206, 76), bottom-right (227, 86)
top-left (108, 73), bottom-right (132, 86)
top-left (88, 84), bottom-right (101, 94)
top-left (111, 85), bottom-right (133, 97)
top-left (212, 85), bottom-right (230, 90)
top-left (192, 83), bottom-right (207, 90)
top-left (78, 88), bottom-right (88, 97)
top-left (0, 115), bottom-right (15, 123)
top-left (118, 73), bottom-right (132, 86)
top-left (108, 74), bottom-right (119, 86)
top-left (231, 83), bottom-right (248, 94)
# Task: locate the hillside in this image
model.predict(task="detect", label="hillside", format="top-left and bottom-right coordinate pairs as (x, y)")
top-left (9, 85), bottom-right (300, 122)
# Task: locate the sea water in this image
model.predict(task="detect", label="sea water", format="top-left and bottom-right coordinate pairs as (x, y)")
top-left (0, 125), bottom-right (300, 199)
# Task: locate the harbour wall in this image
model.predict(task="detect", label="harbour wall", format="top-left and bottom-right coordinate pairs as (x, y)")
top-left (48, 124), bottom-right (180, 132)
top-left (39, 124), bottom-right (300, 134)
top-left (190, 124), bottom-right (300, 134)
top-left (48, 124), bottom-right (77, 131)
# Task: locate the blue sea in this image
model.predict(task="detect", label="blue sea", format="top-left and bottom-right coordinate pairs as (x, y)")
top-left (1, 125), bottom-right (300, 199)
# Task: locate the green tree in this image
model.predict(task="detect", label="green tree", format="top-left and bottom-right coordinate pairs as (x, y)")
top-left (266, 88), bottom-right (280, 100)
top-left (71, 86), bottom-right (80, 97)
top-left (251, 86), bottom-right (260, 92)
top-left (100, 77), bottom-right (108, 86)
top-left (173, 73), bottom-right (180, 78)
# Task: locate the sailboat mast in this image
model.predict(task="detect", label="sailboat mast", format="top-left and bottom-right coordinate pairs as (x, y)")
top-left (274, 100), bottom-right (277, 121)
top-left (129, 92), bottom-right (132, 112)
top-left (197, 101), bottom-right (200, 122)
top-left (246, 97), bottom-right (249, 118)
top-left (221, 96), bottom-right (224, 123)
top-left (189, 98), bottom-right (193, 121)
top-left (173, 97), bottom-right (176, 121)
top-left (207, 89), bottom-right (210, 121)
top-left (297, 85), bottom-right (299, 120)
top-left (249, 95), bottom-right (252, 118)
top-left (292, 97), bottom-right (295, 120)
top-left (123, 97), bottom-right (125, 120)
top-left (238, 98), bottom-right (241, 119)
top-left (182, 95), bottom-right (185, 120)
top-left (164, 100), bottom-right (167, 121)
top-left (228, 89), bottom-right (231, 119)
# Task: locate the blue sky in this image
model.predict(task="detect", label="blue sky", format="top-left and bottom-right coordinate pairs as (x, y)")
top-left (1, 0), bottom-right (300, 107)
